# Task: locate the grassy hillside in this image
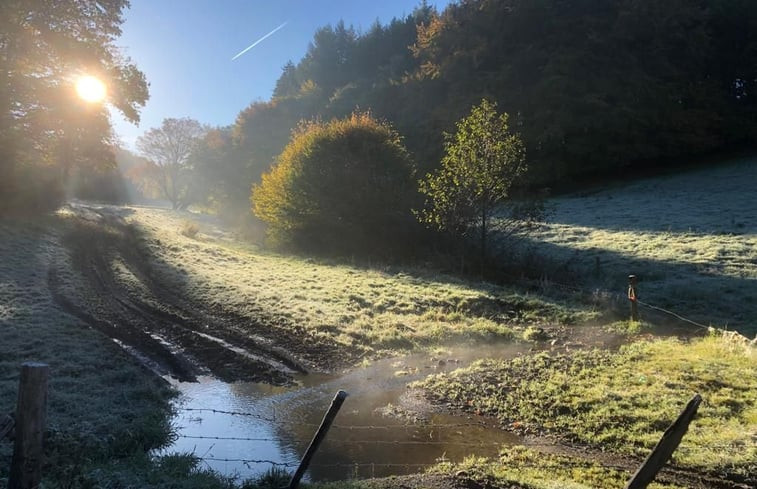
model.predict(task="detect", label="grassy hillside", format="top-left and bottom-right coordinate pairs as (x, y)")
top-left (126, 206), bottom-right (594, 357)
top-left (2, 156), bottom-right (755, 487)
top-left (524, 158), bottom-right (757, 335)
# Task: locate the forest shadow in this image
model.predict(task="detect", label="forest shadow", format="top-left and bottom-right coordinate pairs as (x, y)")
top-left (513, 235), bottom-right (757, 336)
top-left (544, 158), bottom-right (757, 234)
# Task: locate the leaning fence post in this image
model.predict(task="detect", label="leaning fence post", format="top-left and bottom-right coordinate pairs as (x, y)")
top-left (0, 414), bottom-right (14, 441)
top-left (628, 274), bottom-right (639, 321)
top-left (289, 390), bottom-right (348, 489)
top-left (625, 394), bottom-right (702, 489)
top-left (9, 362), bottom-right (49, 489)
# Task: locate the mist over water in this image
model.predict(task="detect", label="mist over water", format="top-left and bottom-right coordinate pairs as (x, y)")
top-left (167, 343), bottom-right (527, 481)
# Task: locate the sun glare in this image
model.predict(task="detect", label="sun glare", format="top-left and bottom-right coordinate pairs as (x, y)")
top-left (75, 75), bottom-right (106, 103)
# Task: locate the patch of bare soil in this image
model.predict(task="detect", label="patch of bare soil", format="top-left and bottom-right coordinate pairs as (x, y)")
top-left (49, 209), bottom-right (349, 385)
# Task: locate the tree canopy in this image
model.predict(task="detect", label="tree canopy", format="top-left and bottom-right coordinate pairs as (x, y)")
top-left (0, 0), bottom-right (148, 214)
top-left (219, 0), bottom-right (757, 225)
top-left (136, 118), bottom-right (207, 210)
top-left (419, 99), bottom-right (526, 262)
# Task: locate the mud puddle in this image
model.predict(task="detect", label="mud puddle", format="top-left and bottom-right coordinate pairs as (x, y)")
top-left (166, 342), bottom-right (527, 482)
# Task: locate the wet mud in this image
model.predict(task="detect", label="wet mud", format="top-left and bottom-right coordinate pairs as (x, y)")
top-left (49, 208), bottom-right (344, 385)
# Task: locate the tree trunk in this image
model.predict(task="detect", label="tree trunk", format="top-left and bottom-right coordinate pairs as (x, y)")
top-left (480, 206), bottom-right (487, 278)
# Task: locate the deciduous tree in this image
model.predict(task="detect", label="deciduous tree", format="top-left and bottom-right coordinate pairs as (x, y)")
top-left (0, 0), bottom-right (148, 213)
top-left (136, 118), bottom-right (206, 210)
top-left (253, 112), bottom-right (417, 256)
top-left (418, 99), bottom-right (526, 265)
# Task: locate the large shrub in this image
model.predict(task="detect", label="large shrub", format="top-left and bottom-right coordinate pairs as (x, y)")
top-left (252, 112), bottom-right (418, 256)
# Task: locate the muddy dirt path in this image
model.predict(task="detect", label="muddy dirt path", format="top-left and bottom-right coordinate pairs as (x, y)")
top-left (48, 208), bottom-right (346, 385)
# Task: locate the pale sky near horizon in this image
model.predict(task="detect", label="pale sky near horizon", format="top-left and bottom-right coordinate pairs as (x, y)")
top-left (111, 0), bottom-right (451, 149)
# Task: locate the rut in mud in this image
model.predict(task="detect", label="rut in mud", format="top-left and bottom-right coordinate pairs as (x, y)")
top-left (49, 209), bottom-right (345, 385)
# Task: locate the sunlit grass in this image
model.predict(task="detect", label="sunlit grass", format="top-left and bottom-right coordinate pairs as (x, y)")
top-left (127, 207), bottom-right (597, 356)
top-left (426, 450), bottom-right (686, 489)
top-left (416, 333), bottom-right (757, 479)
top-left (521, 158), bottom-right (757, 334)
top-left (311, 448), bottom-right (687, 489)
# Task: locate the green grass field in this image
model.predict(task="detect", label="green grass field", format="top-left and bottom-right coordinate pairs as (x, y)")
top-left (416, 332), bottom-right (756, 484)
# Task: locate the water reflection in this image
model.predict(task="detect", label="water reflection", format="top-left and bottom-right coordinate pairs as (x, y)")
top-left (167, 343), bottom-right (527, 481)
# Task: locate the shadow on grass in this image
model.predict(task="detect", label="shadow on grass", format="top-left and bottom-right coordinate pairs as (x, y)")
top-left (545, 158), bottom-right (757, 234)
top-left (0, 210), bottom-right (177, 487)
top-left (515, 235), bottom-right (757, 337)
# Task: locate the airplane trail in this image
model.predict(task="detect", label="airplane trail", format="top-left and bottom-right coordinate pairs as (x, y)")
top-left (231, 21), bottom-right (289, 61)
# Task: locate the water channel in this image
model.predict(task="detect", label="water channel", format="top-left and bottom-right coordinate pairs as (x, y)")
top-left (166, 342), bottom-right (528, 482)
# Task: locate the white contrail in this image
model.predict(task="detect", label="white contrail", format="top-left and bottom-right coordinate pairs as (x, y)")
top-left (231, 21), bottom-right (289, 61)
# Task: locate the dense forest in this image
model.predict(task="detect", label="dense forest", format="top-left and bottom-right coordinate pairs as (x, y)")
top-left (4, 0), bottom-right (757, 220)
top-left (188, 0), bottom-right (757, 221)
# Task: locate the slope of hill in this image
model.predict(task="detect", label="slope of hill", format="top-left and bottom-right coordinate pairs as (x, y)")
top-left (520, 158), bottom-right (756, 335)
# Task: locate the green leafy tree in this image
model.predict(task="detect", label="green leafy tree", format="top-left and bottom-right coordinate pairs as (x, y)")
top-left (0, 0), bottom-right (148, 213)
top-left (419, 99), bottom-right (526, 265)
top-left (252, 112), bottom-right (417, 256)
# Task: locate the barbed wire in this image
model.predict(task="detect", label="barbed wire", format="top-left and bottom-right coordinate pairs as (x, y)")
top-left (177, 433), bottom-right (755, 450)
top-left (177, 407), bottom-right (275, 421)
top-left (198, 457), bottom-right (296, 467)
top-left (196, 456), bottom-right (638, 472)
top-left (176, 407), bottom-right (493, 430)
top-left (178, 435), bottom-right (279, 442)
top-left (636, 299), bottom-right (711, 331)
top-left (179, 435), bottom-right (505, 447)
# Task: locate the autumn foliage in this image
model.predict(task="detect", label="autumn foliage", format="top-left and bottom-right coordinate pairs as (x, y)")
top-left (252, 113), bottom-right (417, 256)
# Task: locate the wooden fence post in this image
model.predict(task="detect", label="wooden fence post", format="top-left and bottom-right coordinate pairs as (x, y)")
top-left (9, 362), bottom-right (49, 489)
top-left (628, 274), bottom-right (639, 321)
top-left (0, 414), bottom-right (14, 441)
top-left (625, 394), bottom-right (701, 489)
top-left (289, 390), bottom-right (348, 489)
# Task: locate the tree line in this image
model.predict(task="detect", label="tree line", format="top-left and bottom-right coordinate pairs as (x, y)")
top-left (5, 0), bottom-right (757, 259)
top-left (129, 0), bottom-right (757, 219)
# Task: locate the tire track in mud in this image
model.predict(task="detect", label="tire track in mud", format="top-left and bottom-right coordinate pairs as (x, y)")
top-left (49, 211), bottom-right (343, 385)
top-left (48, 267), bottom-right (199, 382)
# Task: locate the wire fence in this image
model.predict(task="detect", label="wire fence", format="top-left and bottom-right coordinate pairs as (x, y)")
top-left (636, 299), bottom-right (711, 331)
top-left (173, 281), bottom-right (753, 481)
top-left (174, 403), bottom-right (756, 477)
top-left (194, 457), bottom-right (641, 471)
top-left (516, 273), bottom-right (723, 334)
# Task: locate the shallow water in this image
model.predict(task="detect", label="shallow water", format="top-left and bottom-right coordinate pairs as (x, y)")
top-left (166, 342), bottom-right (527, 482)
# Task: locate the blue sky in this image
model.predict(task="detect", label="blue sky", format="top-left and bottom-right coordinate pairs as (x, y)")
top-left (111, 0), bottom-right (451, 148)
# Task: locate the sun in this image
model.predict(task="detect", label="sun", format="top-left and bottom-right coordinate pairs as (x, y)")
top-left (75, 75), bottom-right (106, 103)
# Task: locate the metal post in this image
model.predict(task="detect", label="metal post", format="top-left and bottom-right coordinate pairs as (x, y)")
top-left (289, 390), bottom-right (348, 489)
